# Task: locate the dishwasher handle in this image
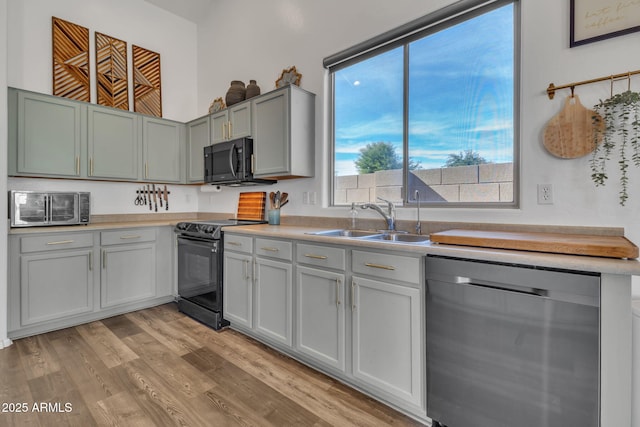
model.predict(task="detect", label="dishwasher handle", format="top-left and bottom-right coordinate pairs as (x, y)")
top-left (453, 276), bottom-right (549, 298)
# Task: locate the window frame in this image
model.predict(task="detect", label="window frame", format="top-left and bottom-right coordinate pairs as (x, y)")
top-left (326, 0), bottom-right (520, 208)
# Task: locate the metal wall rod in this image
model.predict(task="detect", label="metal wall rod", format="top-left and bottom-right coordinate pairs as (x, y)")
top-left (547, 69), bottom-right (640, 99)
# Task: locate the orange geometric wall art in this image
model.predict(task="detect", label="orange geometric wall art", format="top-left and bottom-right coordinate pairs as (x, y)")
top-left (95, 32), bottom-right (128, 110)
top-left (132, 45), bottom-right (162, 117)
top-left (52, 17), bottom-right (90, 102)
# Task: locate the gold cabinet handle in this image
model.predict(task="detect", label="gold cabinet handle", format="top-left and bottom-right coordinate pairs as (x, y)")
top-left (351, 280), bottom-right (356, 311)
top-left (305, 253), bottom-right (328, 260)
top-left (89, 157), bottom-right (93, 176)
top-left (222, 122), bottom-right (227, 140)
top-left (260, 247), bottom-right (279, 252)
top-left (76, 156), bottom-right (80, 175)
top-left (251, 154), bottom-right (255, 174)
top-left (227, 241), bottom-right (241, 246)
top-left (228, 121), bottom-right (233, 138)
top-left (120, 235), bottom-right (142, 240)
top-left (102, 250), bottom-right (107, 269)
top-left (46, 239), bottom-right (74, 245)
top-left (145, 163), bottom-right (149, 179)
top-left (364, 262), bottom-right (395, 271)
top-left (89, 251), bottom-right (93, 271)
top-left (335, 278), bottom-right (342, 307)
top-left (244, 259), bottom-right (250, 280)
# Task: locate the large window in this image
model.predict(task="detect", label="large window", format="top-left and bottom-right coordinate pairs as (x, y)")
top-left (328, 0), bottom-right (518, 207)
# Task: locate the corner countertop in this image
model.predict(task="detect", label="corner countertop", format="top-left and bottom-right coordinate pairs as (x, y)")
top-left (222, 224), bottom-right (640, 276)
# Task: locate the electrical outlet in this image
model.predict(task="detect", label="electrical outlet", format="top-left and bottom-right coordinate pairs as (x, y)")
top-left (302, 192), bottom-right (309, 204)
top-left (537, 184), bottom-right (553, 204)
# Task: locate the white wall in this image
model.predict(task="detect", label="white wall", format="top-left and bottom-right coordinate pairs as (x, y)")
top-left (1, 0), bottom-right (10, 348)
top-left (196, 0), bottom-right (640, 296)
top-left (7, 0), bottom-right (198, 122)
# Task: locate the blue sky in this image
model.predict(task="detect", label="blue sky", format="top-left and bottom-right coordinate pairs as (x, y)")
top-left (334, 4), bottom-right (514, 176)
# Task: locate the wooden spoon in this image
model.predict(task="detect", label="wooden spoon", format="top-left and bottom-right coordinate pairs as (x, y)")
top-left (543, 95), bottom-right (605, 159)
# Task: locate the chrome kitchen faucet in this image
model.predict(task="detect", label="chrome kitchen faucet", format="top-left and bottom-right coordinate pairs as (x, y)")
top-left (361, 197), bottom-right (396, 231)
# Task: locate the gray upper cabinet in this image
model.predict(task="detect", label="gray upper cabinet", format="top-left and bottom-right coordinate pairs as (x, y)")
top-left (210, 101), bottom-right (252, 144)
top-left (252, 85), bottom-right (315, 179)
top-left (8, 87), bottom-right (85, 178)
top-left (88, 105), bottom-right (140, 180)
top-left (142, 117), bottom-right (185, 183)
top-left (186, 115), bottom-right (210, 183)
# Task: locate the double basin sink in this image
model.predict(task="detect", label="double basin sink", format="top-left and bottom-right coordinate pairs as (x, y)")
top-left (306, 229), bottom-right (430, 245)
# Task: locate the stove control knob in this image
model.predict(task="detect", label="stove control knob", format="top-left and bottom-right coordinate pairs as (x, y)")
top-left (206, 225), bottom-right (215, 234)
top-left (176, 222), bottom-right (188, 231)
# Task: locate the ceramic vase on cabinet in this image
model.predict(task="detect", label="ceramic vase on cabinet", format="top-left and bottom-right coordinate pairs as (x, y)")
top-left (225, 80), bottom-right (246, 106)
top-left (245, 80), bottom-right (261, 99)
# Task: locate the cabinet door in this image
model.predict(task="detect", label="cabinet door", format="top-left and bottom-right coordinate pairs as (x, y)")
top-left (88, 106), bottom-right (139, 180)
top-left (15, 90), bottom-right (84, 177)
top-left (228, 102), bottom-right (252, 139)
top-left (223, 252), bottom-right (253, 328)
top-left (351, 276), bottom-right (423, 408)
top-left (210, 111), bottom-right (228, 144)
top-left (101, 243), bottom-right (156, 308)
top-left (20, 249), bottom-right (94, 325)
top-left (255, 257), bottom-right (292, 346)
top-left (252, 89), bottom-right (289, 176)
top-left (296, 266), bottom-right (346, 371)
top-left (186, 116), bottom-right (210, 183)
top-left (142, 117), bottom-right (183, 182)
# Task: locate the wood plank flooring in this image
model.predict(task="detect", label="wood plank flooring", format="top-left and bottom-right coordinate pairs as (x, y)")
top-left (0, 303), bottom-right (424, 426)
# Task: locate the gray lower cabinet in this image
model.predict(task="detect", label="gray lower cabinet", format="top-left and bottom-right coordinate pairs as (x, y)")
top-left (296, 265), bottom-right (346, 371)
top-left (87, 105), bottom-right (140, 180)
top-left (142, 117), bottom-right (185, 183)
top-left (8, 87), bottom-right (85, 178)
top-left (223, 250), bottom-right (253, 328)
top-left (222, 233), bottom-right (426, 422)
top-left (7, 226), bottom-right (174, 339)
top-left (255, 257), bottom-right (293, 346)
top-left (100, 229), bottom-right (157, 308)
top-left (350, 250), bottom-right (424, 412)
top-left (252, 85), bottom-right (315, 179)
top-left (18, 233), bottom-right (95, 326)
top-left (186, 115), bottom-right (210, 183)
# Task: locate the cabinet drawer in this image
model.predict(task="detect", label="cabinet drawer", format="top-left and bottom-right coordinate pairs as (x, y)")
top-left (352, 250), bottom-right (420, 285)
top-left (101, 228), bottom-right (156, 246)
top-left (20, 233), bottom-right (94, 253)
top-left (296, 243), bottom-right (345, 271)
top-left (255, 238), bottom-right (292, 261)
top-left (224, 234), bottom-right (253, 254)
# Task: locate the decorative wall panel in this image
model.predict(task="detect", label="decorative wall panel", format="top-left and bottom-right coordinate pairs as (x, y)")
top-left (52, 17), bottom-right (90, 102)
top-left (132, 45), bottom-right (162, 117)
top-left (95, 32), bottom-right (128, 110)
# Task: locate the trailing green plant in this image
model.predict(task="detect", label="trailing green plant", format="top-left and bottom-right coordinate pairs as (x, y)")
top-left (590, 90), bottom-right (640, 206)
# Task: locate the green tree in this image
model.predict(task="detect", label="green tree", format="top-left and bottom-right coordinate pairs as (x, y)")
top-left (444, 149), bottom-right (488, 167)
top-left (354, 141), bottom-right (421, 174)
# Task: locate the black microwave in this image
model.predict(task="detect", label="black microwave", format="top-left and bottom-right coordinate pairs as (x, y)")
top-left (204, 138), bottom-right (275, 186)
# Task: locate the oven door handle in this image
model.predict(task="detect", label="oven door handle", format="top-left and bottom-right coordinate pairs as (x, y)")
top-left (229, 142), bottom-right (238, 179)
top-left (177, 236), bottom-right (217, 249)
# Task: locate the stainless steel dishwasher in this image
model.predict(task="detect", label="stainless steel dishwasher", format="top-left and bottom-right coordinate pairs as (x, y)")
top-left (425, 255), bottom-right (600, 427)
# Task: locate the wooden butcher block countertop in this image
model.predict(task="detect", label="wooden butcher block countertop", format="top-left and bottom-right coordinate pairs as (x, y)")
top-left (430, 229), bottom-right (639, 259)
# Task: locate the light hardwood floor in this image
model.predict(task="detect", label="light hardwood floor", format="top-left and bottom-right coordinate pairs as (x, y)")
top-left (0, 303), bottom-right (424, 426)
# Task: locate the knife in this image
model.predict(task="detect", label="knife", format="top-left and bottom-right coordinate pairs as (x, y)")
top-left (164, 185), bottom-right (169, 210)
top-left (159, 187), bottom-right (163, 208)
top-left (147, 184), bottom-right (152, 211)
top-left (152, 184), bottom-right (158, 212)
top-left (143, 187), bottom-right (147, 205)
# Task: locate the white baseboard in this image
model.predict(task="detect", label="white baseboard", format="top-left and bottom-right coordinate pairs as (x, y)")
top-left (0, 338), bottom-right (13, 349)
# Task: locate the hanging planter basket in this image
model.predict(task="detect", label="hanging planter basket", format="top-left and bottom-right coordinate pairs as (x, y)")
top-left (590, 90), bottom-right (640, 206)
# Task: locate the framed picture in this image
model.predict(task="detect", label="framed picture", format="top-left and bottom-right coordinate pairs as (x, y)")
top-left (52, 17), bottom-right (90, 101)
top-left (571, 0), bottom-right (640, 47)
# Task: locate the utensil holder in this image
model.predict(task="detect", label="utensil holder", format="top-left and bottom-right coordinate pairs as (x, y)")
top-left (268, 209), bottom-right (281, 225)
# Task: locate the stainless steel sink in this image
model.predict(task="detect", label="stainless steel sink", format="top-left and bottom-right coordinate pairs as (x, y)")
top-left (306, 229), bottom-right (430, 244)
top-left (306, 229), bottom-right (383, 238)
top-left (362, 233), bottom-right (431, 244)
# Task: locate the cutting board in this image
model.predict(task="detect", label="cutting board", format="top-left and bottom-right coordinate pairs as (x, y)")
top-left (237, 192), bottom-right (266, 221)
top-left (543, 95), bottom-right (604, 159)
top-left (430, 229), bottom-right (639, 259)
